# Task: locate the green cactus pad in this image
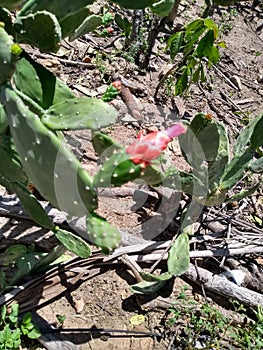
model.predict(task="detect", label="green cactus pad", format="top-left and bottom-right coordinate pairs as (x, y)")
top-left (94, 151), bottom-right (143, 188)
top-left (10, 182), bottom-right (55, 229)
top-left (0, 103), bottom-right (8, 134)
top-left (92, 131), bottom-right (123, 160)
top-left (164, 168), bottom-right (206, 197)
top-left (0, 85), bottom-right (98, 216)
top-left (220, 149), bottom-right (254, 190)
top-left (251, 113), bottom-right (263, 150)
top-left (55, 227), bottom-right (91, 258)
top-left (14, 11), bottom-right (62, 52)
top-left (234, 113), bottom-right (263, 153)
top-left (69, 15), bottom-right (102, 41)
top-left (0, 143), bottom-right (27, 183)
top-left (19, 0), bottom-right (96, 20)
top-left (150, 0), bottom-right (175, 17)
top-left (0, 26), bottom-right (20, 84)
top-left (60, 7), bottom-right (90, 38)
top-left (86, 212), bottom-right (121, 252)
top-left (42, 97), bottom-right (118, 131)
top-left (14, 53), bottom-right (74, 109)
top-left (168, 232), bottom-right (189, 276)
top-left (112, 0), bottom-right (155, 9)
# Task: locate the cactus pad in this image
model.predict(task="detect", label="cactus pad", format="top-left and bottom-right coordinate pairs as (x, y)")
top-left (94, 151), bottom-right (144, 188)
top-left (0, 26), bottom-right (21, 84)
top-left (42, 96), bottom-right (118, 131)
top-left (13, 53), bottom-right (74, 109)
top-left (14, 11), bottom-right (61, 52)
top-left (55, 227), bottom-right (91, 258)
top-left (0, 85), bottom-right (98, 217)
top-left (86, 212), bottom-right (121, 253)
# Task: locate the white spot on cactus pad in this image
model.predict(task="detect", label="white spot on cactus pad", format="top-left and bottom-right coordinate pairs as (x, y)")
top-left (113, 173), bottom-right (118, 177)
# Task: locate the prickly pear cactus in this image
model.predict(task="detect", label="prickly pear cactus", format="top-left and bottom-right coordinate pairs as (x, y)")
top-left (18, 0), bottom-right (96, 21)
top-left (150, 0), bottom-right (175, 17)
top-left (86, 212), bottom-right (121, 253)
top-left (0, 84), bottom-right (98, 217)
top-left (94, 150), bottom-right (144, 188)
top-left (163, 112), bottom-right (263, 206)
top-left (14, 11), bottom-right (61, 52)
top-left (68, 14), bottom-right (102, 41)
top-left (92, 131), bottom-right (165, 186)
top-left (0, 103), bottom-right (8, 134)
top-left (13, 53), bottom-right (74, 109)
top-left (10, 182), bottom-right (55, 229)
top-left (55, 227), bottom-right (91, 258)
top-left (0, 140), bottom-right (27, 183)
top-left (42, 96), bottom-right (118, 131)
top-left (0, 25), bottom-right (22, 84)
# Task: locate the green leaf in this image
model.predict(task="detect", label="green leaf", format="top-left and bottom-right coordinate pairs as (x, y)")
top-left (204, 18), bottom-right (219, 38)
top-left (192, 64), bottom-right (201, 83)
top-left (8, 304), bottom-right (19, 324)
top-left (60, 7), bottom-right (90, 38)
top-left (167, 31), bottom-right (184, 60)
top-left (164, 167), bottom-right (206, 197)
top-left (196, 29), bottom-right (215, 58)
top-left (27, 325), bottom-right (41, 339)
top-left (140, 271), bottom-right (172, 282)
top-left (0, 305), bottom-right (6, 322)
top-left (168, 233), bottom-right (190, 276)
top-left (130, 280), bottom-right (166, 294)
top-left (185, 19), bottom-right (204, 40)
top-left (22, 312), bottom-right (32, 325)
top-left (55, 228), bottom-right (91, 258)
top-left (175, 69), bottom-right (188, 95)
top-left (183, 27), bottom-right (206, 55)
top-left (208, 45), bottom-right (220, 64)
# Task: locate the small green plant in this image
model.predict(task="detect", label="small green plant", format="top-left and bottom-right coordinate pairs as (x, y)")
top-left (0, 304), bottom-right (41, 349)
top-left (55, 314), bottom-right (66, 327)
top-left (165, 18), bottom-right (223, 95)
top-left (218, 8), bottom-right (238, 35)
top-left (168, 300), bottom-right (263, 349)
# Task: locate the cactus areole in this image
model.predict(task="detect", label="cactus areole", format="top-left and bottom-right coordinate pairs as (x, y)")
top-left (126, 123), bottom-right (187, 168)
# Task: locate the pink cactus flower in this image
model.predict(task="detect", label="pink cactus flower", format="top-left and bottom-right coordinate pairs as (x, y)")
top-left (111, 80), bottom-right (122, 91)
top-left (126, 123), bottom-right (187, 168)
